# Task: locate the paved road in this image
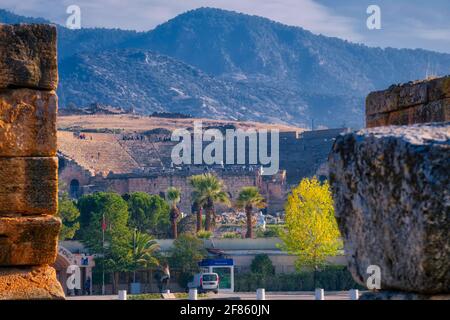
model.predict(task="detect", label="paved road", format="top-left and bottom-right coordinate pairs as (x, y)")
top-left (67, 291), bottom-right (357, 300)
top-left (214, 291), bottom-right (352, 300)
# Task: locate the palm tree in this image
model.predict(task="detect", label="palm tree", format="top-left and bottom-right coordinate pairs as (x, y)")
top-left (191, 199), bottom-right (202, 233)
top-left (236, 187), bottom-right (266, 238)
top-left (129, 231), bottom-right (160, 289)
top-left (131, 232), bottom-right (160, 270)
top-left (190, 173), bottom-right (230, 232)
top-left (167, 187), bottom-right (181, 239)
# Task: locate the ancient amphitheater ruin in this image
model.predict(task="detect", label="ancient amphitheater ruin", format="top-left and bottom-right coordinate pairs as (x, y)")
top-left (57, 124), bottom-right (346, 214)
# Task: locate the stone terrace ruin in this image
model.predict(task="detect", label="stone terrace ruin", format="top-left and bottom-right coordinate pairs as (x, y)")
top-left (329, 76), bottom-right (449, 299)
top-left (366, 76), bottom-right (450, 127)
top-left (0, 24), bottom-right (64, 299)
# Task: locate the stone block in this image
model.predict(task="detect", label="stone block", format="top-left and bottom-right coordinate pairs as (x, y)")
top-left (0, 88), bottom-right (57, 156)
top-left (366, 87), bottom-right (400, 116)
top-left (427, 76), bottom-right (450, 101)
top-left (0, 24), bottom-right (58, 90)
top-left (0, 215), bottom-right (61, 266)
top-left (367, 98), bottom-right (450, 127)
top-left (397, 81), bottom-right (428, 108)
top-left (411, 98), bottom-right (450, 124)
top-left (0, 265), bottom-right (65, 299)
top-left (366, 112), bottom-right (389, 128)
top-left (366, 81), bottom-right (428, 117)
top-left (0, 157), bottom-right (58, 215)
top-left (328, 123), bottom-right (450, 294)
top-left (386, 107), bottom-right (412, 126)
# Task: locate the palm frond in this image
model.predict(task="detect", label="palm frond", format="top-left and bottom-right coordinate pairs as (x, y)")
top-left (236, 186), bottom-right (266, 209)
top-left (166, 187), bottom-right (181, 205)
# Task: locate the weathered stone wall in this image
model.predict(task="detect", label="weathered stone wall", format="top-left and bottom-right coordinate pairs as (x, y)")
top-left (330, 76), bottom-right (450, 300)
top-left (280, 128), bottom-right (348, 185)
top-left (329, 124), bottom-right (449, 294)
top-left (366, 76), bottom-right (450, 127)
top-left (0, 24), bottom-right (64, 299)
top-left (58, 127), bottom-right (347, 189)
top-left (58, 159), bottom-right (287, 214)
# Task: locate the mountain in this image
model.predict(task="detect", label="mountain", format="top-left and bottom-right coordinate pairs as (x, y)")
top-left (134, 8), bottom-right (450, 101)
top-left (59, 49), bottom-right (364, 125)
top-left (59, 49), bottom-right (267, 120)
top-left (2, 7), bottom-right (450, 128)
top-left (0, 9), bottom-right (50, 24)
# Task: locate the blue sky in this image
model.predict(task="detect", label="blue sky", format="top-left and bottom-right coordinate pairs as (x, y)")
top-left (2, 0), bottom-right (450, 53)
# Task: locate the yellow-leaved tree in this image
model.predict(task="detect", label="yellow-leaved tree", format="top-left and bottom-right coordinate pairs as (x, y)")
top-left (280, 177), bottom-right (341, 277)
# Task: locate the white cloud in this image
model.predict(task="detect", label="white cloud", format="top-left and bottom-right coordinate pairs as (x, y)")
top-left (0, 0), bottom-right (362, 41)
top-left (195, 0), bottom-right (362, 41)
top-left (417, 29), bottom-right (450, 42)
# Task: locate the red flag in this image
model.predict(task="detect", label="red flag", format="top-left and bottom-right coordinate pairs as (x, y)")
top-left (101, 214), bottom-right (107, 231)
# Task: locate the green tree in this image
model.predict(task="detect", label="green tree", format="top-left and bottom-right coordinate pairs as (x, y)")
top-left (58, 192), bottom-right (80, 240)
top-left (77, 193), bottom-right (101, 232)
top-left (78, 192), bottom-right (132, 293)
top-left (280, 177), bottom-right (341, 286)
top-left (127, 192), bottom-right (170, 237)
top-left (236, 187), bottom-right (266, 238)
top-left (169, 234), bottom-right (207, 287)
top-left (189, 173), bottom-right (230, 232)
top-left (166, 187), bottom-right (181, 239)
top-left (250, 254), bottom-right (275, 276)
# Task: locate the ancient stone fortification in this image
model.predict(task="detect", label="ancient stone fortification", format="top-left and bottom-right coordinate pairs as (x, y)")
top-left (0, 24), bottom-right (64, 299)
top-left (59, 153), bottom-right (284, 214)
top-left (330, 76), bottom-right (449, 300)
top-left (366, 76), bottom-right (450, 128)
top-left (280, 128), bottom-right (348, 184)
top-left (57, 126), bottom-right (345, 214)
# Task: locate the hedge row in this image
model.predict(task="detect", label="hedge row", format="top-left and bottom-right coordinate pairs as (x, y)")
top-left (235, 266), bottom-right (363, 292)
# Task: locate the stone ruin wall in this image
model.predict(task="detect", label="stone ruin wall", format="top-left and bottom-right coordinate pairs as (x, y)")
top-left (122, 172), bottom-right (262, 213)
top-left (280, 128), bottom-right (347, 184)
top-left (59, 158), bottom-right (287, 214)
top-left (0, 24), bottom-right (64, 299)
top-left (366, 76), bottom-right (450, 128)
top-left (329, 75), bottom-right (450, 299)
top-left (57, 126), bottom-right (346, 214)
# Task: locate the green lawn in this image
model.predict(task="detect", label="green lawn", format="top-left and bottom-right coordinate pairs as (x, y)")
top-left (129, 292), bottom-right (208, 300)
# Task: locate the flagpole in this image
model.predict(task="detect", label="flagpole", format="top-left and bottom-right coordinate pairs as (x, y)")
top-left (133, 228), bottom-right (137, 283)
top-left (102, 212), bottom-right (105, 295)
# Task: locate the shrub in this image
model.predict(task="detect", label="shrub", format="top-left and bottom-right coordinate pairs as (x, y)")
top-left (169, 234), bottom-right (207, 287)
top-left (235, 265), bottom-right (363, 292)
top-left (255, 225), bottom-right (284, 238)
top-left (222, 232), bottom-right (242, 239)
top-left (197, 230), bottom-right (213, 239)
top-left (250, 254), bottom-right (275, 276)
